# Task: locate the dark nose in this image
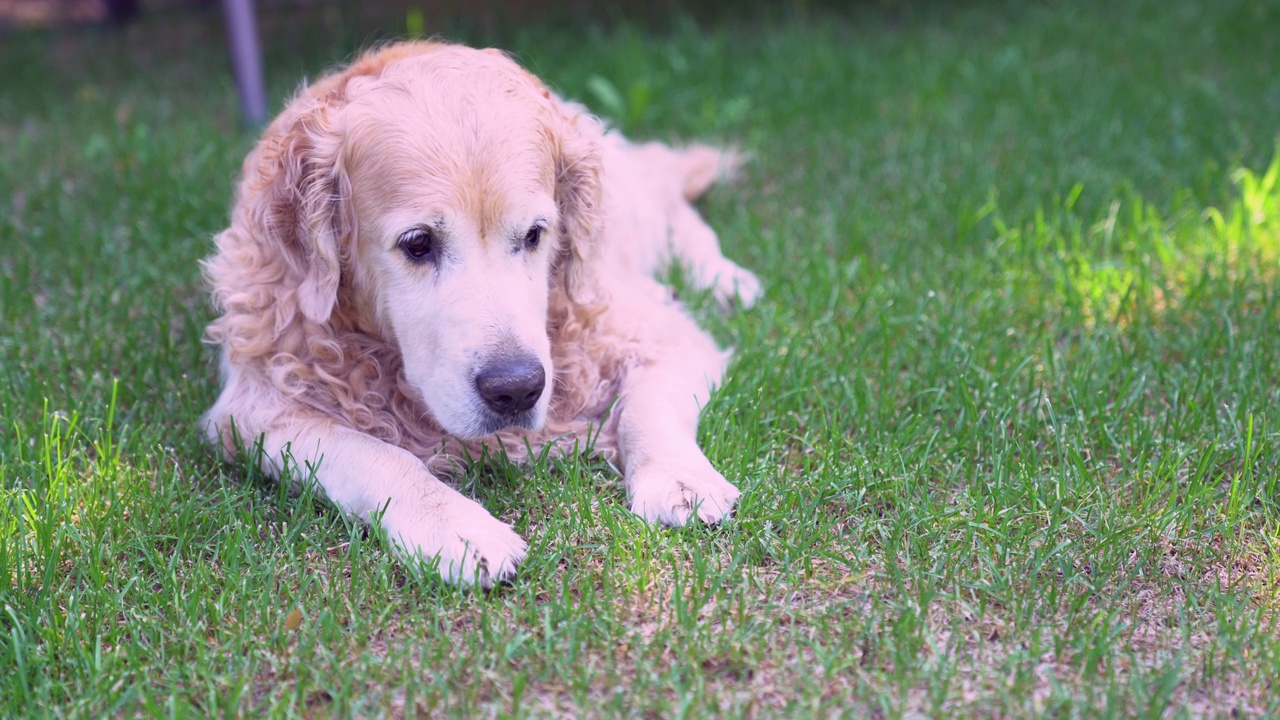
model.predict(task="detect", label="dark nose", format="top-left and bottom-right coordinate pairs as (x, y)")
top-left (474, 356), bottom-right (546, 415)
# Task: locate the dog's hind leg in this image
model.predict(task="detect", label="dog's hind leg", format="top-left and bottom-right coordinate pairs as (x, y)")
top-left (637, 142), bottom-right (762, 307)
top-left (666, 200), bottom-right (762, 307)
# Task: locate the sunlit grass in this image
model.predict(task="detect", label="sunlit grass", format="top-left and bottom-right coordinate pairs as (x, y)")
top-left (974, 150), bottom-right (1280, 331)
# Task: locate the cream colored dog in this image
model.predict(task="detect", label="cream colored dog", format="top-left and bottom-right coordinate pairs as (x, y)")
top-left (202, 41), bottom-right (761, 587)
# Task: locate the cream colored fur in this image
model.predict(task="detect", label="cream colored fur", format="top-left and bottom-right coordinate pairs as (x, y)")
top-left (202, 41), bottom-right (761, 587)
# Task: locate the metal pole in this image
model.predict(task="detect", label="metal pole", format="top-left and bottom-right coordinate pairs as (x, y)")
top-left (222, 0), bottom-right (267, 126)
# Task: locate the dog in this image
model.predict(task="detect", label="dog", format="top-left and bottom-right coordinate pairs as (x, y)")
top-left (202, 41), bottom-right (761, 587)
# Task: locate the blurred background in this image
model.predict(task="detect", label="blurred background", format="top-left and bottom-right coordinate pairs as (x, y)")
top-left (0, 0), bottom-right (878, 147)
top-left (0, 0), bottom-right (865, 125)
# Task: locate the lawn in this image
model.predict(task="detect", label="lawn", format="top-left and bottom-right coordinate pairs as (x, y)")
top-left (2, 0), bottom-right (1280, 716)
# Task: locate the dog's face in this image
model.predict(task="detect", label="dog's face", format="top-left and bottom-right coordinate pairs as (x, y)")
top-left (347, 54), bottom-right (562, 438)
top-left (267, 45), bottom-right (601, 439)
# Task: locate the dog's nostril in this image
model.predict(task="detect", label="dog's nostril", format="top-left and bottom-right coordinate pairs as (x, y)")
top-left (475, 357), bottom-right (546, 416)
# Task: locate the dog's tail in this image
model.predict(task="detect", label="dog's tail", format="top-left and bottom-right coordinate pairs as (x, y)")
top-left (636, 141), bottom-right (746, 201)
top-left (672, 144), bottom-right (746, 200)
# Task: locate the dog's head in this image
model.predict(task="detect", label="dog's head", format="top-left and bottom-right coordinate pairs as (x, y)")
top-left (237, 42), bottom-right (603, 438)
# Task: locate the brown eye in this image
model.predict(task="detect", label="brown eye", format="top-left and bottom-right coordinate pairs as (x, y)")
top-left (523, 225), bottom-right (542, 251)
top-left (398, 227), bottom-right (437, 264)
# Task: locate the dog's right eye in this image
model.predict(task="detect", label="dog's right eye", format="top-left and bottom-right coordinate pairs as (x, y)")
top-left (397, 228), bottom-right (437, 264)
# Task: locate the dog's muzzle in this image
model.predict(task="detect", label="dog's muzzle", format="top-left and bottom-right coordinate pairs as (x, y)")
top-left (474, 355), bottom-right (546, 417)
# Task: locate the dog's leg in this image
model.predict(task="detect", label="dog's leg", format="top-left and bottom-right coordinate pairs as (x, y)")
top-left (666, 200), bottom-right (762, 307)
top-left (237, 420), bottom-right (527, 587)
top-left (633, 142), bottom-right (762, 307)
top-left (615, 319), bottom-right (741, 526)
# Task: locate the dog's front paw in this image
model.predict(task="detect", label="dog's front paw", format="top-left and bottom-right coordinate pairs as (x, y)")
top-left (629, 456), bottom-right (741, 527)
top-left (383, 496), bottom-right (528, 588)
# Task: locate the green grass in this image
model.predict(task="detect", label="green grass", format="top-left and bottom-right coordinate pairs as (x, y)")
top-left (3, 0), bottom-right (1280, 716)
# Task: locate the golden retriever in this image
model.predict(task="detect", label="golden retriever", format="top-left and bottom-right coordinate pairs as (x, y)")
top-left (202, 41), bottom-right (761, 587)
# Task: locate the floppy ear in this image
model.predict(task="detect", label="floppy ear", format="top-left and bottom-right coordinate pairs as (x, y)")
top-left (240, 94), bottom-right (350, 326)
top-left (551, 106), bottom-right (605, 306)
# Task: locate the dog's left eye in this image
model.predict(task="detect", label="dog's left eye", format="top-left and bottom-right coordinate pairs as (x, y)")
top-left (523, 226), bottom-right (542, 251)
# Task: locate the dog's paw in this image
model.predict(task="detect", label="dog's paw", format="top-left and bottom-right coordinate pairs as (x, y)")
top-left (629, 457), bottom-right (742, 527)
top-left (383, 496), bottom-right (528, 588)
top-left (697, 262), bottom-right (762, 309)
top-left (715, 265), bottom-right (763, 308)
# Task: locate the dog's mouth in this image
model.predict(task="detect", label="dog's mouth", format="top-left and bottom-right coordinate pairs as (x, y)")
top-left (473, 407), bottom-right (543, 437)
